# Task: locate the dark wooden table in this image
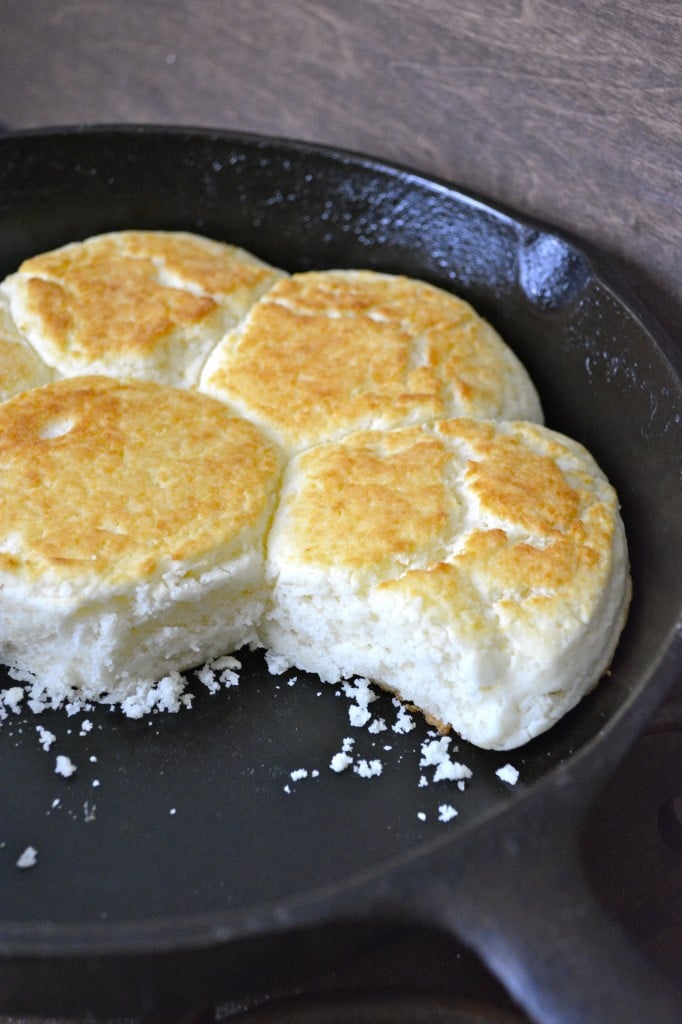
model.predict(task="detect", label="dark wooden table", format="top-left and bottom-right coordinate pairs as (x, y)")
top-left (1, 2), bottom-right (680, 1020)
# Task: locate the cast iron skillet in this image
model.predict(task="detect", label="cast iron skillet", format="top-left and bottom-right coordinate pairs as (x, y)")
top-left (0, 126), bottom-right (680, 1023)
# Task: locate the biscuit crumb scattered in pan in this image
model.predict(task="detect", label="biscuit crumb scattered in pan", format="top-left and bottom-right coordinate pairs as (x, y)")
top-left (16, 846), bottom-right (38, 869)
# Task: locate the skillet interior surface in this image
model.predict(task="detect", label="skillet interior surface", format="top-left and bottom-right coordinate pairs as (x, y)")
top-left (0, 127), bottom-right (680, 954)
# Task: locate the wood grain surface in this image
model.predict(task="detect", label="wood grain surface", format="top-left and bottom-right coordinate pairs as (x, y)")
top-left (1, 0), bottom-right (679, 338)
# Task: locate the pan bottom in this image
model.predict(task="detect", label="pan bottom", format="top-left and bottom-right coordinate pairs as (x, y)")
top-left (225, 991), bottom-right (528, 1024)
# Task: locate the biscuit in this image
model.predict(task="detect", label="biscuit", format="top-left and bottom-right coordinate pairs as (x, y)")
top-left (0, 376), bottom-right (283, 716)
top-left (0, 235), bottom-right (631, 747)
top-left (0, 230), bottom-right (284, 387)
top-left (0, 291), bottom-right (54, 401)
top-left (199, 269), bottom-right (543, 454)
top-left (261, 418), bottom-right (631, 749)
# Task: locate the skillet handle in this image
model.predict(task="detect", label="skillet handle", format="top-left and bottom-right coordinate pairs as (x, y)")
top-left (398, 796), bottom-right (682, 1024)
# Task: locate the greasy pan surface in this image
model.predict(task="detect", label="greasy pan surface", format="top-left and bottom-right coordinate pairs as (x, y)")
top-left (0, 127), bottom-right (680, 1013)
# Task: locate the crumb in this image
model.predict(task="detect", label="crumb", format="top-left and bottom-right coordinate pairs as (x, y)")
top-left (348, 704), bottom-right (371, 728)
top-left (218, 668), bottom-right (240, 688)
top-left (55, 754), bottom-right (76, 778)
top-left (343, 678), bottom-right (379, 728)
top-left (438, 804), bottom-right (458, 822)
top-left (367, 717), bottom-right (387, 734)
top-left (417, 811), bottom-right (427, 822)
top-left (16, 846), bottom-right (38, 869)
top-left (392, 703), bottom-right (415, 734)
top-left (265, 650), bottom-right (292, 675)
top-left (418, 736), bottom-right (471, 789)
top-left (195, 663), bottom-right (220, 694)
top-left (496, 763), bottom-right (520, 785)
top-left (2, 686), bottom-right (24, 716)
top-left (212, 655), bottom-right (241, 672)
top-left (290, 769), bottom-right (308, 781)
top-left (79, 719), bottom-right (93, 734)
top-left (36, 725), bottom-right (56, 751)
top-left (197, 655), bottom-right (242, 693)
top-left (343, 678), bottom-right (374, 700)
top-left (330, 752), bottom-right (353, 773)
top-left (354, 758), bottom-right (383, 779)
top-left (419, 736), bottom-right (451, 767)
top-left (119, 671), bottom-right (190, 718)
top-left (433, 759), bottom-right (472, 784)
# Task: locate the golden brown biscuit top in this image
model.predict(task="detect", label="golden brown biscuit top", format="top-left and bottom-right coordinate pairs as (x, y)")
top-left (0, 376), bottom-right (282, 587)
top-left (438, 418), bottom-right (583, 534)
top-left (281, 426), bottom-right (453, 569)
top-left (274, 418), bottom-right (618, 616)
top-left (8, 230), bottom-right (282, 365)
top-left (200, 270), bottom-right (542, 452)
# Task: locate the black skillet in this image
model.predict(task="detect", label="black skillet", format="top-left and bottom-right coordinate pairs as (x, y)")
top-left (0, 126), bottom-right (680, 1023)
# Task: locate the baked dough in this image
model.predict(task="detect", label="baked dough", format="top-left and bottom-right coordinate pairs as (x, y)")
top-left (0, 376), bottom-right (283, 716)
top-left (199, 269), bottom-right (543, 454)
top-left (0, 233), bottom-right (631, 748)
top-left (0, 291), bottom-right (54, 401)
top-left (261, 418), bottom-right (631, 749)
top-left (0, 230), bottom-right (284, 387)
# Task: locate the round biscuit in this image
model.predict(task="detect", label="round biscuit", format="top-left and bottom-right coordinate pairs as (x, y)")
top-left (0, 376), bottom-right (283, 715)
top-left (262, 418), bottom-right (631, 749)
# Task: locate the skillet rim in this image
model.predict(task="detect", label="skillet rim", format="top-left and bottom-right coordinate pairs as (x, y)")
top-left (0, 123), bottom-right (680, 959)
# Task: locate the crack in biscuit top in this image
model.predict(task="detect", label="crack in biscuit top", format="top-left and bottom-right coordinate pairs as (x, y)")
top-left (0, 292), bottom-right (54, 401)
top-left (8, 230), bottom-right (283, 373)
top-left (199, 269), bottom-right (543, 453)
top-left (276, 418), bottom-right (618, 617)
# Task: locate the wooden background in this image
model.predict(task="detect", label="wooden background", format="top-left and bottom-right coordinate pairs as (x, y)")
top-left (0, 0), bottom-right (679, 340)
